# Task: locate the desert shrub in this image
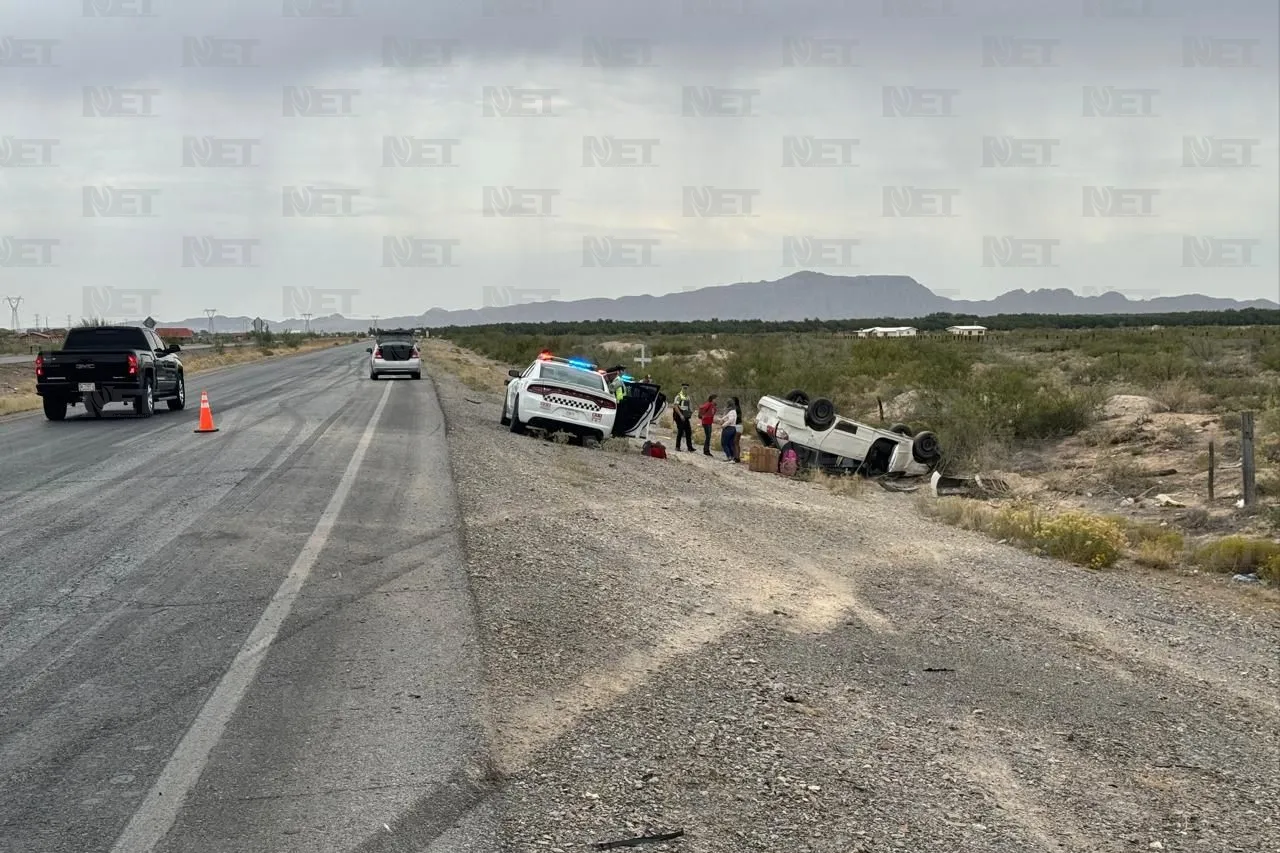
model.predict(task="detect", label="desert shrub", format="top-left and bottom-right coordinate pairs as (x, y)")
top-left (1261, 554), bottom-right (1280, 583)
top-left (921, 498), bottom-right (1126, 569)
top-left (1035, 511), bottom-right (1128, 569)
top-left (1192, 535), bottom-right (1280, 573)
top-left (912, 366), bottom-right (1102, 469)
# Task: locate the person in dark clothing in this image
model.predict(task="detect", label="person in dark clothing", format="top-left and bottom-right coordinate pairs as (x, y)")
top-left (672, 383), bottom-right (695, 451)
top-left (697, 394), bottom-right (717, 455)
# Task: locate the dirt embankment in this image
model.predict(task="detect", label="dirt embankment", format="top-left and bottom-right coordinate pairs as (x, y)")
top-left (424, 342), bottom-right (1280, 853)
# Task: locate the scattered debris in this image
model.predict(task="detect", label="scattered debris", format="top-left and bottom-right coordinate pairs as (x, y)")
top-left (878, 479), bottom-right (919, 493)
top-left (593, 829), bottom-right (685, 849)
top-left (1232, 573), bottom-right (1261, 583)
top-left (923, 667), bottom-right (956, 673)
top-left (1153, 494), bottom-right (1185, 508)
top-left (930, 471), bottom-right (1010, 498)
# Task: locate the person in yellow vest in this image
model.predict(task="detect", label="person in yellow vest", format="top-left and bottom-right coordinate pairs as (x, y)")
top-left (672, 383), bottom-right (694, 451)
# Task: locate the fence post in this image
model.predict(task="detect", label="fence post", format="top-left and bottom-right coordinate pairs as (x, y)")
top-left (1207, 438), bottom-right (1215, 502)
top-left (1241, 412), bottom-right (1257, 507)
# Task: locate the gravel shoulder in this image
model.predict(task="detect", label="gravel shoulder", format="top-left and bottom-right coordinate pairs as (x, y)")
top-left (426, 344), bottom-right (1280, 853)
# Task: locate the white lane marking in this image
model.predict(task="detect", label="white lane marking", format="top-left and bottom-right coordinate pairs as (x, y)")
top-left (109, 380), bottom-right (394, 853)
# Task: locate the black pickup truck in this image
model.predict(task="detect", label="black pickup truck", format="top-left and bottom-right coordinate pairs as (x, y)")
top-left (34, 325), bottom-right (186, 421)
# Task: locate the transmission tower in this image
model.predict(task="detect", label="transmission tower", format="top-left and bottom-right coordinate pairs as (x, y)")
top-left (203, 309), bottom-right (216, 334)
top-left (302, 312), bottom-right (312, 333)
top-left (4, 296), bottom-right (22, 330)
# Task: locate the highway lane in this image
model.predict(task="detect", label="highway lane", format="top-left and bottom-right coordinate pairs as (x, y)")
top-left (0, 343), bottom-right (497, 853)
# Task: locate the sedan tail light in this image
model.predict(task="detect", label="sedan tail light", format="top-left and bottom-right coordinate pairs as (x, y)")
top-left (35, 353), bottom-right (44, 377)
top-left (411, 347), bottom-right (420, 358)
top-left (126, 353), bottom-right (138, 376)
top-left (373, 347), bottom-right (382, 359)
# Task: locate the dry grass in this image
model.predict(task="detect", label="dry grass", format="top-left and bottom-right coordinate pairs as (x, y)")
top-left (419, 339), bottom-right (509, 393)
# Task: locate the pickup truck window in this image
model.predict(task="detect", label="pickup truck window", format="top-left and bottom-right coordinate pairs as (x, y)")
top-left (61, 327), bottom-right (150, 350)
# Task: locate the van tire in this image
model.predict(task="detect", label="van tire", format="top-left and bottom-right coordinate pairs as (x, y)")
top-left (804, 397), bottom-right (836, 431)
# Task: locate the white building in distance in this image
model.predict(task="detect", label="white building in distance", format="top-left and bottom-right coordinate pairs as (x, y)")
top-left (946, 325), bottom-right (987, 337)
top-left (857, 326), bottom-right (918, 338)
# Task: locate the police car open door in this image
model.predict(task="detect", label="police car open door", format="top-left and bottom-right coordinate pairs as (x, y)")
top-left (612, 382), bottom-right (668, 439)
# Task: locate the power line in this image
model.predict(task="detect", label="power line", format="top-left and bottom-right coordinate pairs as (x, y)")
top-left (203, 309), bottom-right (216, 334)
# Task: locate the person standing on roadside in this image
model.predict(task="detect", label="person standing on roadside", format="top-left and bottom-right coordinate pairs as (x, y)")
top-left (672, 383), bottom-right (695, 452)
top-left (698, 394), bottom-right (717, 456)
top-left (720, 396), bottom-right (741, 462)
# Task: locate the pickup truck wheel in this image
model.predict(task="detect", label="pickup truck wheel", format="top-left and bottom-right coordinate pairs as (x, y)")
top-left (889, 422), bottom-right (914, 437)
top-left (135, 378), bottom-right (155, 418)
top-left (167, 373), bottom-right (187, 411)
top-left (411, 371), bottom-right (421, 380)
top-left (911, 430), bottom-right (941, 464)
top-left (784, 389), bottom-right (809, 406)
top-left (804, 397), bottom-right (836, 431)
top-left (42, 397), bottom-right (67, 421)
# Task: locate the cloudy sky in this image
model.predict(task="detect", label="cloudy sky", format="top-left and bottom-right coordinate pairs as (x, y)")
top-left (1, 0), bottom-right (1276, 324)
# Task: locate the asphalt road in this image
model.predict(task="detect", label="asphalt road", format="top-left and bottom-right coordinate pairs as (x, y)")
top-left (0, 343), bottom-right (497, 853)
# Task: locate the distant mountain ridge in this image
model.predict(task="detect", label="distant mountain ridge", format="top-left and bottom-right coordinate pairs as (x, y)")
top-left (166, 272), bottom-right (1280, 333)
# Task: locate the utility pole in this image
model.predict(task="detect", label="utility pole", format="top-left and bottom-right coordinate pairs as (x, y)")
top-left (302, 312), bottom-right (312, 333)
top-left (203, 309), bottom-right (216, 335)
top-left (4, 296), bottom-right (22, 330)
top-left (372, 315), bottom-right (379, 333)
top-left (66, 314), bottom-right (72, 330)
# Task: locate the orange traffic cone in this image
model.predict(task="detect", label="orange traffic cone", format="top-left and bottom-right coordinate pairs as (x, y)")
top-left (194, 390), bottom-right (219, 433)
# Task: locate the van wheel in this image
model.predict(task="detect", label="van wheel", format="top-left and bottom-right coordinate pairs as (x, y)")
top-left (889, 422), bottom-right (914, 436)
top-left (804, 397), bottom-right (836, 431)
top-left (784, 389), bottom-right (809, 406)
top-left (912, 430), bottom-right (941, 464)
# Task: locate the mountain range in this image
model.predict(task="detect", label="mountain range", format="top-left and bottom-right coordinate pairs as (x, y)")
top-left (167, 273), bottom-right (1280, 334)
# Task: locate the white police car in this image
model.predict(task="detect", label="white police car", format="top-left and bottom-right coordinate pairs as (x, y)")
top-left (502, 351), bottom-right (618, 442)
